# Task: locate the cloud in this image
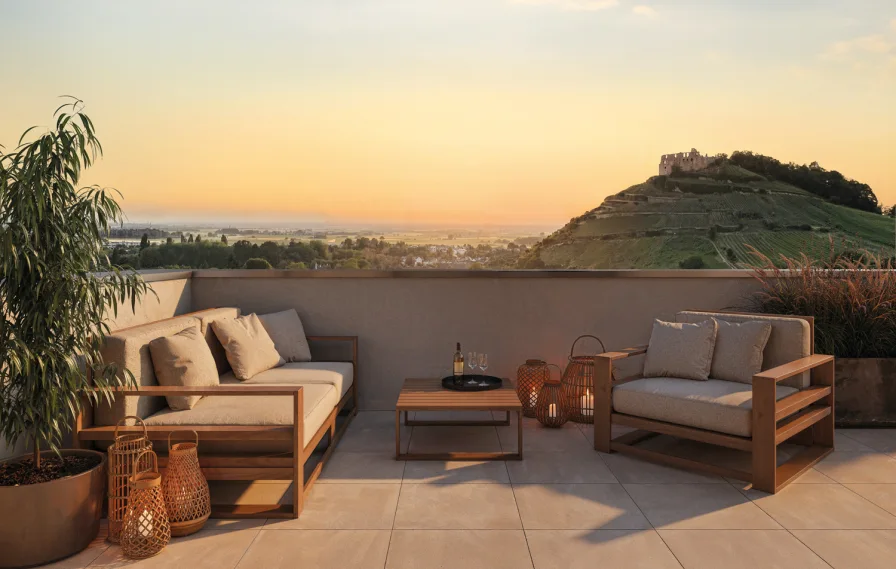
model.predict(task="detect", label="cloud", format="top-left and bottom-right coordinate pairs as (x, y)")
top-left (632, 5), bottom-right (658, 18)
top-left (509, 0), bottom-right (619, 11)
top-left (821, 34), bottom-right (892, 62)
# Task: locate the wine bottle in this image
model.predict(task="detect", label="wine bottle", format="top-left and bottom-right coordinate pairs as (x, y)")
top-left (453, 343), bottom-right (464, 376)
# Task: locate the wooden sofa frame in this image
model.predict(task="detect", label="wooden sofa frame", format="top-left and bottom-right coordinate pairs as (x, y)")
top-left (593, 312), bottom-right (834, 494)
top-left (74, 336), bottom-right (359, 519)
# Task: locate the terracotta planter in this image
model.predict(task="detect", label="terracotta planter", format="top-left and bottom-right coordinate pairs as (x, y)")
top-left (835, 358), bottom-right (896, 427)
top-left (0, 449), bottom-right (105, 568)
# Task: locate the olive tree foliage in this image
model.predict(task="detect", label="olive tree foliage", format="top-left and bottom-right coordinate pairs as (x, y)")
top-left (0, 99), bottom-right (152, 467)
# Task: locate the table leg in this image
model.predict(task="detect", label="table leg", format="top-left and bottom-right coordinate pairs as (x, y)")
top-left (395, 409), bottom-right (400, 460)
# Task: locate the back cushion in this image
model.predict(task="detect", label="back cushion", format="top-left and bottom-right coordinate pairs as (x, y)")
top-left (676, 311), bottom-right (811, 389)
top-left (194, 307), bottom-right (241, 374)
top-left (96, 315), bottom-right (199, 425)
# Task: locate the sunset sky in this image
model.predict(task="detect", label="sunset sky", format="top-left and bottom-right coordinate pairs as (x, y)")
top-left (1, 0), bottom-right (894, 227)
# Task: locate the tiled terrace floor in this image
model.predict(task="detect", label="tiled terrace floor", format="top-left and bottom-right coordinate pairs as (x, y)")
top-left (45, 412), bottom-right (896, 569)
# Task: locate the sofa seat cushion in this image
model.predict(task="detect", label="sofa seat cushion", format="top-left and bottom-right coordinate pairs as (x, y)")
top-left (143, 383), bottom-right (338, 447)
top-left (613, 377), bottom-right (798, 437)
top-left (219, 362), bottom-right (353, 399)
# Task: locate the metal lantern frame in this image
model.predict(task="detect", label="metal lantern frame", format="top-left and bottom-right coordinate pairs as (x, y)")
top-left (162, 430), bottom-right (211, 537)
top-left (516, 359), bottom-right (550, 418)
top-left (535, 364), bottom-right (568, 428)
top-left (562, 335), bottom-right (609, 424)
top-left (121, 449), bottom-right (171, 560)
top-left (107, 416), bottom-right (154, 544)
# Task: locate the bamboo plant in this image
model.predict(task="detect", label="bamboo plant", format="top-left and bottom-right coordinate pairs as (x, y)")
top-left (0, 99), bottom-right (151, 470)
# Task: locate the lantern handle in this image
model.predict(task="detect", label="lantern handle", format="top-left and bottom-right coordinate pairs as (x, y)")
top-left (168, 429), bottom-right (200, 451)
top-left (132, 449), bottom-right (158, 481)
top-left (570, 335), bottom-right (607, 358)
top-left (545, 363), bottom-right (562, 383)
top-left (114, 415), bottom-right (147, 442)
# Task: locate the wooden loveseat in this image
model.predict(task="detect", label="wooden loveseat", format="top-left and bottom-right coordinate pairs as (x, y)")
top-left (74, 308), bottom-right (358, 518)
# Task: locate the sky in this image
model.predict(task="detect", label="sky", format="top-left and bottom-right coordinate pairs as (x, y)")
top-left (1, 0), bottom-right (894, 227)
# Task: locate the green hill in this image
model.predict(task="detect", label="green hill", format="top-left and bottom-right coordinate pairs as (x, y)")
top-left (524, 161), bottom-right (894, 269)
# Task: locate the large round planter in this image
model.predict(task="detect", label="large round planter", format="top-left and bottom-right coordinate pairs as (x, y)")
top-left (835, 358), bottom-right (896, 427)
top-left (0, 449), bottom-right (105, 568)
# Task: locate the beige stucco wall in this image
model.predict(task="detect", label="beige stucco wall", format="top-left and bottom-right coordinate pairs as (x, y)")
top-left (190, 272), bottom-right (762, 410)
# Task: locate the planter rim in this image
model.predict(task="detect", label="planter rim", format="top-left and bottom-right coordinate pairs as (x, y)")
top-left (0, 449), bottom-right (106, 490)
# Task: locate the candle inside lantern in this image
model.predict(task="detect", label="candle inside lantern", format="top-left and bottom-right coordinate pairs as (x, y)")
top-left (581, 389), bottom-right (594, 416)
top-left (530, 388), bottom-right (537, 407)
top-left (548, 403), bottom-right (557, 418)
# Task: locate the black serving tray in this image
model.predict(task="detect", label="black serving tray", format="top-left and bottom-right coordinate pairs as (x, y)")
top-left (441, 375), bottom-right (503, 392)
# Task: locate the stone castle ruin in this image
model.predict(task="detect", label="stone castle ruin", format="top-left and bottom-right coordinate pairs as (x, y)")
top-left (658, 148), bottom-right (722, 176)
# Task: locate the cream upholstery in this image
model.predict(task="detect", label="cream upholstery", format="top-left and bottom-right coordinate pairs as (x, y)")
top-left (148, 324), bottom-right (220, 410)
top-left (676, 311), bottom-right (811, 388)
top-left (211, 313), bottom-right (284, 380)
top-left (259, 309), bottom-right (313, 362)
top-left (194, 307), bottom-right (241, 374)
top-left (613, 377), bottom-right (797, 437)
top-left (709, 319), bottom-right (772, 384)
top-left (642, 319), bottom-right (718, 381)
top-left (219, 362), bottom-right (354, 398)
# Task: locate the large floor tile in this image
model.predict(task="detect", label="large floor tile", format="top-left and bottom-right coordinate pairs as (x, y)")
top-left (265, 483), bottom-right (400, 529)
top-left (235, 529), bottom-right (391, 569)
top-left (658, 529), bottom-right (829, 569)
top-left (394, 483), bottom-right (521, 529)
top-left (625, 483), bottom-right (780, 530)
top-left (42, 523), bottom-right (110, 568)
top-left (526, 529), bottom-right (682, 569)
top-left (385, 530), bottom-right (533, 569)
top-left (837, 430), bottom-right (896, 456)
top-left (844, 484), bottom-right (896, 516)
top-left (513, 483), bottom-right (650, 530)
top-left (791, 530), bottom-right (896, 569)
top-left (339, 413), bottom-right (411, 454)
top-left (742, 484), bottom-right (896, 529)
top-left (88, 528), bottom-right (259, 568)
top-left (408, 426), bottom-right (502, 454)
top-left (814, 451), bottom-right (896, 483)
top-left (579, 423), bottom-right (636, 447)
top-left (319, 452), bottom-right (406, 484)
top-left (498, 423), bottom-right (590, 453)
top-left (402, 460), bottom-right (510, 484)
top-left (835, 431), bottom-right (877, 451)
top-left (506, 451), bottom-right (617, 484)
top-left (601, 452), bottom-right (725, 484)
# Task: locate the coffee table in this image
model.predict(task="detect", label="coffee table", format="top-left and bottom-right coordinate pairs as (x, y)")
top-left (395, 378), bottom-right (523, 461)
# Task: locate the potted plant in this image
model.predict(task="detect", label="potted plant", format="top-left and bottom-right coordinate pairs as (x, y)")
top-left (0, 99), bottom-right (151, 567)
top-left (747, 247), bottom-right (896, 426)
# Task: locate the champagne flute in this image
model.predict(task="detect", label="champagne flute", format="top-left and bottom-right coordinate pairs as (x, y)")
top-left (478, 353), bottom-right (488, 374)
top-left (467, 351), bottom-right (477, 375)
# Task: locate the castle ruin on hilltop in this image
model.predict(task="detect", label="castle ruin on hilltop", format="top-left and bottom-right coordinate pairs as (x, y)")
top-left (658, 148), bottom-right (722, 175)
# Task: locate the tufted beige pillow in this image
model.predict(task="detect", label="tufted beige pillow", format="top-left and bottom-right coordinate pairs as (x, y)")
top-left (710, 318), bottom-right (772, 384)
top-left (149, 325), bottom-right (220, 410)
top-left (211, 313), bottom-right (284, 380)
top-left (642, 319), bottom-right (718, 381)
top-left (258, 309), bottom-right (312, 362)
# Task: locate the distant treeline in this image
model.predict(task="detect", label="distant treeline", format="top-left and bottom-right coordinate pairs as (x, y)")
top-left (729, 151), bottom-right (880, 213)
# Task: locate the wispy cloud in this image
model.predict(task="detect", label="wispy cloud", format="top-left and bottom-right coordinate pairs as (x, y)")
top-left (632, 5), bottom-right (658, 18)
top-left (509, 0), bottom-right (619, 12)
top-left (822, 34), bottom-right (893, 62)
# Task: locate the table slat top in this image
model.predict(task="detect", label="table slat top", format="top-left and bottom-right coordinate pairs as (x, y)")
top-left (397, 378), bottom-right (521, 411)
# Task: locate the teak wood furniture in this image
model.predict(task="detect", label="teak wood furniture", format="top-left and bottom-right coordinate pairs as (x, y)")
top-left (395, 378), bottom-right (523, 461)
top-left (594, 311), bottom-right (834, 494)
top-left (75, 335), bottom-right (358, 520)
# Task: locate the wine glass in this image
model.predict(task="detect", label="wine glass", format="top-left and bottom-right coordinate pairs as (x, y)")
top-left (478, 353), bottom-right (489, 374)
top-left (467, 351), bottom-right (477, 374)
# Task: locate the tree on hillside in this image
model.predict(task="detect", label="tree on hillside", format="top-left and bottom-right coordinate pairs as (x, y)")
top-left (679, 255), bottom-right (705, 269)
top-left (195, 234), bottom-right (202, 243)
top-left (180, 233), bottom-right (186, 243)
top-left (166, 236), bottom-right (173, 246)
top-left (221, 234), bottom-right (228, 245)
top-left (188, 233), bottom-right (194, 243)
top-left (244, 258), bottom-right (272, 269)
top-left (139, 233), bottom-right (150, 249)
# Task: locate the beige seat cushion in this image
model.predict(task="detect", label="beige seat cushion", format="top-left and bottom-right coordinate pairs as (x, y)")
top-left (194, 307), bottom-right (241, 374)
top-left (642, 319), bottom-right (718, 381)
top-left (258, 309), bottom-right (312, 363)
top-left (219, 361), bottom-right (354, 398)
top-left (613, 377), bottom-right (797, 437)
top-left (148, 325), bottom-right (220, 410)
top-left (710, 319), bottom-right (772, 384)
top-left (144, 382), bottom-right (338, 447)
top-left (211, 313), bottom-right (284, 380)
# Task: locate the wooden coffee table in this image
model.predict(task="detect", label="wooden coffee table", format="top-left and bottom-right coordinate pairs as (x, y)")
top-left (395, 378), bottom-right (523, 461)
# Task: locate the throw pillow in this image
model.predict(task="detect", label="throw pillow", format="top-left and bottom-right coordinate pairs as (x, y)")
top-left (710, 318), bottom-right (773, 384)
top-left (258, 309), bottom-right (312, 362)
top-left (642, 319), bottom-right (718, 381)
top-left (149, 324), bottom-right (220, 410)
top-left (211, 313), bottom-right (284, 380)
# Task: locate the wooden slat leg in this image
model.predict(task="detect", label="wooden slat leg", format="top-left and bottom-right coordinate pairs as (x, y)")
top-left (811, 359), bottom-right (835, 449)
top-left (594, 356), bottom-right (613, 453)
top-left (293, 389), bottom-right (304, 518)
top-left (395, 409), bottom-right (401, 459)
top-left (752, 378), bottom-right (777, 493)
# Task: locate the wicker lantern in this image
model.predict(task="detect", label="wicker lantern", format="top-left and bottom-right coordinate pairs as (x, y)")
top-left (535, 364), bottom-right (568, 428)
top-left (561, 335), bottom-right (609, 424)
top-left (121, 449), bottom-right (171, 559)
top-left (107, 416), bottom-right (154, 544)
top-left (516, 359), bottom-right (550, 418)
top-left (162, 430), bottom-right (211, 537)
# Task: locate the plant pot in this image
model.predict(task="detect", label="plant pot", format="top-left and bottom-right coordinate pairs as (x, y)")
top-left (835, 358), bottom-right (896, 427)
top-left (0, 449), bottom-right (105, 568)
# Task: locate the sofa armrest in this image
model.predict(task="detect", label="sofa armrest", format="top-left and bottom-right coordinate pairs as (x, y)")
top-left (97, 385), bottom-right (304, 396)
top-left (752, 354), bottom-right (834, 385)
top-left (595, 345), bottom-right (648, 362)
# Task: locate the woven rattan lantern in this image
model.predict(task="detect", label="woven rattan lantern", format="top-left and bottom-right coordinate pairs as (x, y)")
top-left (535, 364), bottom-right (568, 428)
top-left (107, 416), bottom-right (154, 544)
top-left (121, 449), bottom-right (171, 559)
top-left (561, 335), bottom-right (609, 424)
top-left (162, 430), bottom-right (211, 537)
top-left (516, 359), bottom-right (550, 418)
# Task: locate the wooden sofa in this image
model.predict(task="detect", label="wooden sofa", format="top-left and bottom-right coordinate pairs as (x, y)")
top-left (594, 310), bottom-right (834, 494)
top-left (74, 308), bottom-right (358, 519)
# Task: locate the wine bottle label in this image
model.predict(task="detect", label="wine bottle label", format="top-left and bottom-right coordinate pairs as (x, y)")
top-left (453, 361), bottom-right (464, 375)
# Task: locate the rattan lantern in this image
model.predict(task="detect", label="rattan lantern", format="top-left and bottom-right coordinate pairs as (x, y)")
top-left (121, 449), bottom-right (171, 559)
top-left (162, 430), bottom-right (211, 537)
top-left (516, 359), bottom-right (550, 418)
top-left (107, 416), bottom-right (154, 544)
top-left (535, 364), bottom-right (568, 428)
top-left (561, 335), bottom-right (609, 424)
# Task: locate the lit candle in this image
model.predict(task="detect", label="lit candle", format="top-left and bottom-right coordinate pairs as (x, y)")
top-left (582, 389), bottom-right (594, 417)
top-left (548, 403), bottom-right (557, 419)
top-left (530, 388), bottom-right (537, 408)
